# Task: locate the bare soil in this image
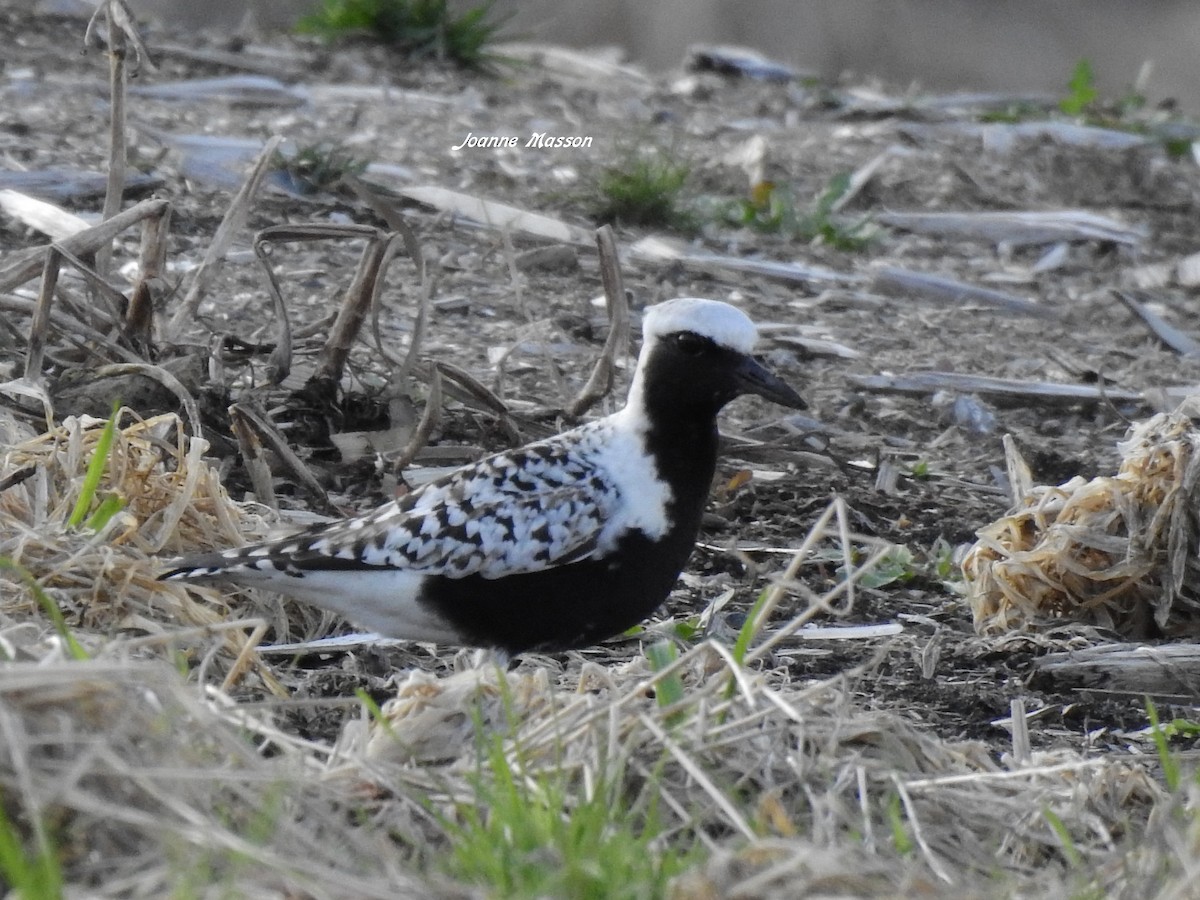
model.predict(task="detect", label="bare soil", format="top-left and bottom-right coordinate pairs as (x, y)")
top-left (5, 4), bottom-right (1200, 895)
top-left (5, 0), bottom-right (1197, 749)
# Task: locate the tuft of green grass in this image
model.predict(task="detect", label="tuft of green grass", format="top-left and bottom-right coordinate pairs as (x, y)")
top-left (929, 537), bottom-right (960, 585)
top-left (1145, 697), bottom-right (1181, 792)
top-left (272, 144), bottom-right (369, 195)
top-left (443, 697), bottom-right (697, 897)
top-left (297, 0), bottom-right (509, 71)
top-left (66, 404), bottom-right (121, 531)
top-left (856, 545), bottom-right (918, 590)
top-left (978, 101), bottom-right (1053, 124)
top-left (165, 785), bottom-right (289, 898)
top-left (1050, 58), bottom-right (1200, 158)
top-left (589, 150), bottom-right (694, 230)
top-left (824, 539), bottom-right (962, 593)
top-left (1060, 58), bottom-right (1099, 117)
top-left (0, 558), bottom-right (89, 661)
top-left (0, 797), bottom-right (64, 900)
top-left (724, 173), bottom-right (873, 250)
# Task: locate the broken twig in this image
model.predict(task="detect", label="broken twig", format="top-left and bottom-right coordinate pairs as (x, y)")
top-left (872, 267), bottom-right (1054, 318)
top-left (850, 372), bottom-right (1144, 406)
top-left (569, 225), bottom-right (630, 418)
top-left (168, 135), bottom-right (284, 338)
top-left (1114, 290), bottom-right (1200, 358)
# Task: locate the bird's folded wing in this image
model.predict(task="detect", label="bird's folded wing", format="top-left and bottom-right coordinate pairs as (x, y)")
top-left (258, 481), bottom-right (615, 580)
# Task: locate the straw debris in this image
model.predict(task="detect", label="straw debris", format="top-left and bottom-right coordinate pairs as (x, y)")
top-left (322, 624), bottom-right (1167, 898)
top-left (0, 659), bottom-right (439, 898)
top-left (0, 409), bottom-right (284, 685)
top-left (964, 404), bottom-right (1200, 636)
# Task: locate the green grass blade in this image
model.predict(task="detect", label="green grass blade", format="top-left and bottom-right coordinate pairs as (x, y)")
top-left (66, 405), bottom-right (120, 530)
top-left (354, 687), bottom-right (402, 745)
top-left (1061, 58), bottom-right (1097, 116)
top-left (83, 493), bottom-right (126, 533)
top-left (0, 796), bottom-right (64, 899)
top-left (0, 558), bottom-right (89, 661)
top-left (646, 640), bottom-right (684, 712)
top-left (731, 586), bottom-right (772, 665)
top-left (1145, 696), bottom-right (1181, 792)
top-left (0, 801), bottom-right (34, 898)
top-left (1042, 806), bottom-right (1082, 868)
top-left (886, 792), bottom-right (913, 855)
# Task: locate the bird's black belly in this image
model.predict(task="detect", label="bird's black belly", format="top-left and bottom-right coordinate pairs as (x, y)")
top-left (419, 529), bottom-right (696, 657)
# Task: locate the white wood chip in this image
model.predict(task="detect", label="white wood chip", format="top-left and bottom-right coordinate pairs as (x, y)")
top-left (0, 189), bottom-right (91, 241)
top-left (1177, 252), bottom-right (1200, 287)
top-left (399, 186), bottom-right (592, 245)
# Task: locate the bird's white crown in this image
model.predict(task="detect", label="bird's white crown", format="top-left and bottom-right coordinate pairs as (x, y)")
top-left (642, 298), bottom-right (758, 355)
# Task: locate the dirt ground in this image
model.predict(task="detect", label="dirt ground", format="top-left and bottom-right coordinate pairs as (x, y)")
top-left (5, 0), bottom-right (1198, 756)
top-left (5, 3), bottom-right (1200, 895)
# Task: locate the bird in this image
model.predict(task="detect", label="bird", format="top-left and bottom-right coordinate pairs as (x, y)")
top-left (160, 297), bottom-right (806, 660)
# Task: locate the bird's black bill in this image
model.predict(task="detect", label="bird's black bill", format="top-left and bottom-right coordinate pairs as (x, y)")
top-left (734, 354), bottom-right (807, 409)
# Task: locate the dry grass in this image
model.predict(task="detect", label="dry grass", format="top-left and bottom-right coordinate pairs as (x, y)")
top-left (0, 611), bottom-right (1192, 897)
top-left (0, 408), bottom-right (1196, 896)
top-left (964, 402), bottom-right (1200, 638)
top-left (0, 408), bottom-right (296, 691)
top-left (0, 661), bottom-right (436, 898)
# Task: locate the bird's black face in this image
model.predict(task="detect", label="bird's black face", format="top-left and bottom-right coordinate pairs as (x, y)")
top-left (642, 330), bottom-right (806, 418)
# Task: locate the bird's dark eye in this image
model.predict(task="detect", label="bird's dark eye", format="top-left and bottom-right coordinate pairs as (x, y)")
top-left (674, 332), bottom-right (708, 356)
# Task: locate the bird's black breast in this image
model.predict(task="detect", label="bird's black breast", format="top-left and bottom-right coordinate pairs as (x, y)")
top-left (419, 523), bottom-right (700, 657)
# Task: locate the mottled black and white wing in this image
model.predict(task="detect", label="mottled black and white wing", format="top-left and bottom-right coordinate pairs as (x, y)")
top-left (162, 426), bottom-right (625, 583)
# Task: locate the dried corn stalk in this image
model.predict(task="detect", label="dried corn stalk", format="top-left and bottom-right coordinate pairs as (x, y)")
top-left (964, 405), bottom-right (1200, 637)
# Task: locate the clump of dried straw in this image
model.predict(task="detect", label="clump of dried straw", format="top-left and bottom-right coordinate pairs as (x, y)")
top-left (0, 408), bottom-right (282, 688)
top-left (964, 404), bottom-right (1200, 637)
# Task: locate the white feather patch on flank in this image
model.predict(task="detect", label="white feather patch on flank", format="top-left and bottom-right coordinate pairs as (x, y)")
top-left (220, 563), bottom-right (460, 643)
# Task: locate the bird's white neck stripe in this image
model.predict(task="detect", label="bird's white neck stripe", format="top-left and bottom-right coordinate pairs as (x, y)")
top-left (590, 405), bottom-right (672, 546)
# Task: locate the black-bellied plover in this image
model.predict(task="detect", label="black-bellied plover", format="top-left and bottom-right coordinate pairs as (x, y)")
top-left (160, 297), bottom-right (806, 658)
